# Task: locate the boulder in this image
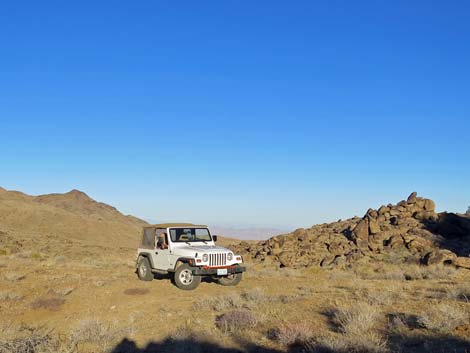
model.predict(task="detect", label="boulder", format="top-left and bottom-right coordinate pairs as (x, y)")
top-left (353, 218), bottom-right (369, 241)
top-left (378, 206), bottom-right (389, 215)
top-left (368, 219), bottom-right (380, 234)
top-left (424, 199), bottom-right (435, 212)
top-left (407, 192), bottom-right (418, 203)
top-left (455, 257), bottom-right (470, 269)
top-left (423, 249), bottom-right (457, 265)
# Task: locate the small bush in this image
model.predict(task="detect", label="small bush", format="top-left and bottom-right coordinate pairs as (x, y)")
top-left (323, 302), bottom-right (387, 353)
top-left (444, 285), bottom-right (470, 302)
top-left (417, 303), bottom-right (468, 333)
top-left (0, 326), bottom-right (61, 353)
top-left (269, 322), bottom-right (312, 346)
top-left (0, 333), bottom-right (51, 353)
top-left (71, 319), bottom-right (107, 344)
top-left (333, 302), bottom-right (381, 335)
top-left (193, 293), bottom-right (243, 311)
top-left (278, 294), bottom-right (301, 304)
top-left (242, 288), bottom-right (267, 303)
top-left (404, 265), bottom-right (456, 280)
top-left (215, 310), bottom-right (257, 333)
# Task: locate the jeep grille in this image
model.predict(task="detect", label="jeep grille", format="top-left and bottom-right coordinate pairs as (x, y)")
top-left (209, 253), bottom-right (227, 267)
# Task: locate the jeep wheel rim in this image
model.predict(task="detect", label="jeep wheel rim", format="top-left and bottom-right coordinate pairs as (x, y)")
top-left (139, 263), bottom-right (147, 276)
top-left (179, 269), bottom-right (193, 285)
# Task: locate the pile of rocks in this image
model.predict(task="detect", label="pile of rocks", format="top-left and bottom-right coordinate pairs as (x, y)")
top-left (233, 193), bottom-right (470, 269)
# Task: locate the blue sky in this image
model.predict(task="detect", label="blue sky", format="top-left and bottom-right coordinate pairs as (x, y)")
top-left (1, 1), bottom-right (469, 228)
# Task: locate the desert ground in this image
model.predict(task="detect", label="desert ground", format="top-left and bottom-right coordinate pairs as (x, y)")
top-left (1, 188), bottom-right (470, 353)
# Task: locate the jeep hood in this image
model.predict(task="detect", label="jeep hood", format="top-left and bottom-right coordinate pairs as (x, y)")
top-left (175, 245), bottom-right (231, 253)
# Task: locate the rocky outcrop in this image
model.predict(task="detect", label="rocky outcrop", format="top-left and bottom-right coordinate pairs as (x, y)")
top-left (233, 193), bottom-right (470, 268)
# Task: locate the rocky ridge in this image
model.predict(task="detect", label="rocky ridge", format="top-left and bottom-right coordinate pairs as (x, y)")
top-left (234, 192), bottom-right (470, 269)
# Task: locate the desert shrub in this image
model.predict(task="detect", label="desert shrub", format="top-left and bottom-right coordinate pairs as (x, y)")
top-left (0, 326), bottom-right (64, 353)
top-left (444, 285), bottom-right (470, 302)
top-left (193, 293), bottom-right (243, 311)
top-left (297, 286), bottom-right (314, 296)
top-left (123, 288), bottom-right (150, 295)
top-left (305, 332), bottom-right (388, 353)
top-left (242, 287), bottom-right (267, 303)
top-left (70, 318), bottom-right (133, 351)
top-left (333, 302), bottom-right (381, 335)
top-left (269, 322), bottom-right (312, 346)
top-left (0, 249), bottom-right (7, 256)
top-left (71, 319), bottom-right (108, 344)
top-left (0, 334), bottom-right (51, 353)
top-left (215, 310), bottom-right (257, 333)
top-left (278, 294), bottom-right (301, 304)
top-left (404, 265), bottom-right (456, 280)
top-left (324, 302), bottom-right (387, 353)
top-left (31, 297), bottom-right (65, 311)
top-left (417, 303), bottom-right (468, 333)
top-left (388, 315), bottom-right (408, 334)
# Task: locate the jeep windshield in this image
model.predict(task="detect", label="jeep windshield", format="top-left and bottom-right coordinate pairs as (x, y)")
top-left (169, 228), bottom-right (212, 243)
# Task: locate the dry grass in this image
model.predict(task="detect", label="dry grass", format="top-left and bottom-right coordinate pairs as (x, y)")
top-left (31, 297), bottom-right (65, 311)
top-left (70, 318), bottom-right (134, 351)
top-left (215, 310), bottom-right (258, 333)
top-left (404, 264), bottom-right (457, 280)
top-left (193, 293), bottom-right (243, 311)
top-left (321, 302), bottom-right (387, 353)
top-left (444, 285), bottom-right (470, 302)
top-left (417, 303), bottom-right (468, 333)
top-left (0, 291), bottom-right (23, 301)
top-left (269, 322), bottom-right (313, 346)
top-left (242, 287), bottom-right (267, 303)
top-left (123, 288), bottom-right (150, 295)
top-left (0, 325), bottom-right (69, 353)
top-left (4, 272), bottom-right (26, 282)
top-left (0, 334), bottom-right (52, 353)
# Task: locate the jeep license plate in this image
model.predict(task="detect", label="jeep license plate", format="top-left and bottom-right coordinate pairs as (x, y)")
top-left (217, 268), bottom-right (228, 276)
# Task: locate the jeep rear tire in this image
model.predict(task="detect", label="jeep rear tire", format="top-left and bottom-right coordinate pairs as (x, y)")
top-left (137, 257), bottom-right (153, 281)
top-left (218, 272), bottom-right (243, 286)
top-left (174, 263), bottom-right (201, 290)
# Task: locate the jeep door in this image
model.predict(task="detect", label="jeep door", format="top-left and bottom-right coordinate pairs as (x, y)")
top-left (151, 228), bottom-right (171, 270)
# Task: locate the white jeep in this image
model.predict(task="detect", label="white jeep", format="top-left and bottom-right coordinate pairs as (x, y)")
top-left (135, 223), bottom-right (245, 290)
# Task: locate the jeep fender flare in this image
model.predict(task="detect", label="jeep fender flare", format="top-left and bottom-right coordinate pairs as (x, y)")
top-left (173, 257), bottom-right (195, 272)
top-left (137, 252), bottom-right (155, 269)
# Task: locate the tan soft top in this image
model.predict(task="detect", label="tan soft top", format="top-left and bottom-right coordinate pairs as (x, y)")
top-left (143, 223), bottom-right (208, 229)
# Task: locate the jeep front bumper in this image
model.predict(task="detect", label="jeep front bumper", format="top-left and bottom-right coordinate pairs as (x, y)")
top-left (192, 265), bottom-right (246, 276)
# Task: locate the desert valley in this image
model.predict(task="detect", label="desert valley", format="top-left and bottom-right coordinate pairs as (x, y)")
top-left (1, 187), bottom-right (470, 353)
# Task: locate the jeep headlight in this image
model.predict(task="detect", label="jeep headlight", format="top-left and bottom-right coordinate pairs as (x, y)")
top-left (202, 254), bottom-right (208, 262)
top-left (227, 252), bottom-right (233, 261)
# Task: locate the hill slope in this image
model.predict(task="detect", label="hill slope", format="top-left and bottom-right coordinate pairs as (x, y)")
top-left (0, 188), bottom-right (146, 251)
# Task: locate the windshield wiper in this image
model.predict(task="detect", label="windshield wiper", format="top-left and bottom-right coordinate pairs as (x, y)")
top-left (185, 241), bottom-right (191, 246)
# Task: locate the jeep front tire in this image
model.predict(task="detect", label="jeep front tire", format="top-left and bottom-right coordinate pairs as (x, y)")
top-left (137, 257), bottom-right (153, 281)
top-left (174, 263), bottom-right (201, 290)
top-left (218, 272), bottom-right (243, 286)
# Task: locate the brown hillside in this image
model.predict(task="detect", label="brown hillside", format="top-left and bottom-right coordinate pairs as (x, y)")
top-left (234, 192), bottom-right (470, 269)
top-left (0, 188), bottom-right (146, 250)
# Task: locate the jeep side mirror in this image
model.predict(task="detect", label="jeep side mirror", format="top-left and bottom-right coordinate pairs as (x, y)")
top-left (212, 235), bottom-right (218, 242)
